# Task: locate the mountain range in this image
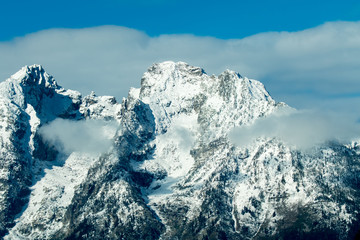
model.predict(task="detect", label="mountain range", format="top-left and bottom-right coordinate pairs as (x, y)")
top-left (0, 62), bottom-right (359, 239)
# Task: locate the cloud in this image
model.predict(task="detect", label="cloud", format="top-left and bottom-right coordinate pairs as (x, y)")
top-left (229, 107), bottom-right (360, 150)
top-left (157, 115), bottom-right (198, 153)
top-left (0, 22), bottom-right (360, 112)
top-left (39, 119), bottom-right (118, 154)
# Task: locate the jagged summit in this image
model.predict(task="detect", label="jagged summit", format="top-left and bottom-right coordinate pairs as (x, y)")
top-left (10, 64), bottom-right (59, 89)
top-left (136, 61), bottom-right (276, 137)
top-left (146, 61), bottom-right (206, 75)
top-left (140, 61), bottom-right (269, 103)
top-left (0, 62), bottom-right (359, 239)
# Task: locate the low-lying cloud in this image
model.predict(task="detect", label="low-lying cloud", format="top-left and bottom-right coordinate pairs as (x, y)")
top-left (39, 119), bottom-right (118, 154)
top-left (0, 21), bottom-right (360, 112)
top-left (229, 107), bottom-right (360, 150)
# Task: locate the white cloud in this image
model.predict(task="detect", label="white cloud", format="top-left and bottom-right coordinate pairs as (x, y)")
top-left (39, 119), bottom-right (118, 154)
top-left (0, 21), bottom-right (360, 111)
top-left (229, 107), bottom-right (360, 150)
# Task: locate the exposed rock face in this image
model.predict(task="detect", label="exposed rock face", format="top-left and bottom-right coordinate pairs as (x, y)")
top-left (0, 62), bottom-right (359, 239)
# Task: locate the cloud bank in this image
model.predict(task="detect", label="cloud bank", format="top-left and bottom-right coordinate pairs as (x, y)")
top-left (1, 21), bottom-right (360, 111)
top-left (39, 119), bottom-right (118, 154)
top-left (229, 108), bottom-right (360, 150)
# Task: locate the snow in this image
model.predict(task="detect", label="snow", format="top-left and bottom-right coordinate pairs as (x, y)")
top-left (80, 92), bottom-right (121, 120)
top-left (148, 113), bottom-right (197, 177)
top-left (6, 152), bottom-right (101, 239)
top-left (25, 104), bottom-right (40, 153)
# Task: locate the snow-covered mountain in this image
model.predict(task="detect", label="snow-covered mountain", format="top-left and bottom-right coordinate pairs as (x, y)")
top-left (0, 62), bottom-right (359, 239)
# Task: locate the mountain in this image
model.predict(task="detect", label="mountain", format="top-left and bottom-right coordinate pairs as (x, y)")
top-left (0, 62), bottom-right (359, 239)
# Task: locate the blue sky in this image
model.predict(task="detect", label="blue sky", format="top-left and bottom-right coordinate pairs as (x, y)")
top-left (1, 0), bottom-right (360, 116)
top-left (1, 0), bottom-right (359, 41)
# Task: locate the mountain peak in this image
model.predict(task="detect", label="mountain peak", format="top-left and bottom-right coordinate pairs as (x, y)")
top-left (10, 64), bottom-right (58, 90)
top-left (146, 61), bottom-right (205, 77)
top-left (140, 61), bottom-right (272, 105)
top-left (135, 61), bottom-right (277, 138)
top-left (220, 69), bottom-right (243, 79)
